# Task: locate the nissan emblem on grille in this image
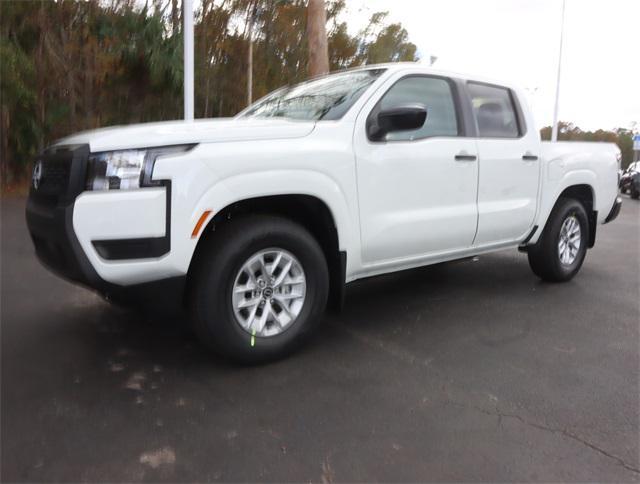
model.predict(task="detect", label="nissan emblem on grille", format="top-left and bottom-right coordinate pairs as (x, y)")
top-left (32, 161), bottom-right (43, 190)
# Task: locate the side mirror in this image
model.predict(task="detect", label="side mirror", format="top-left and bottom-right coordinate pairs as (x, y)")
top-left (367, 104), bottom-right (427, 141)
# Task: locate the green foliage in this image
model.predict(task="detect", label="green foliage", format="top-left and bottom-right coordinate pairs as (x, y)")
top-left (541, 122), bottom-right (636, 168)
top-left (362, 23), bottom-right (417, 63)
top-left (0, 0), bottom-right (418, 184)
top-left (0, 36), bottom-right (39, 169)
top-left (356, 12), bottom-right (417, 64)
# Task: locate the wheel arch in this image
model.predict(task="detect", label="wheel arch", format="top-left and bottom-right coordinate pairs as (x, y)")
top-left (557, 184), bottom-right (596, 248)
top-left (189, 193), bottom-right (347, 312)
top-left (533, 182), bottom-right (597, 248)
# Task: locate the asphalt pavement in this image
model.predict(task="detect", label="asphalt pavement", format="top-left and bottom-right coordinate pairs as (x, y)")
top-left (1, 195), bottom-right (639, 482)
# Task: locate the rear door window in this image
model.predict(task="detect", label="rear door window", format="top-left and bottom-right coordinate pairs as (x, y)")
top-left (467, 82), bottom-right (521, 138)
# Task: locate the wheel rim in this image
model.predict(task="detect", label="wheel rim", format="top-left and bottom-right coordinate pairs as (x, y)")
top-left (231, 248), bottom-right (307, 338)
top-left (558, 215), bottom-right (581, 266)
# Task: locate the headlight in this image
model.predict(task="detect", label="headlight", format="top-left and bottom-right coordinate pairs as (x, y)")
top-left (86, 150), bottom-right (146, 190)
top-left (85, 145), bottom-right (195, 191)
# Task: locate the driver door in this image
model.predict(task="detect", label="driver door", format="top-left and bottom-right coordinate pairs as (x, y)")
top-left (354, 74), bottom-right (479, 265)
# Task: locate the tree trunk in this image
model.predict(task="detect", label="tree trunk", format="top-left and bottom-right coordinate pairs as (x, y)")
top-left (37, 2), bottom-right (46, 152)
top-left (246, 4), bottom-right (256, 107)
top-left (204, 67), bottom-right (211, 117)
top-left (307, 0), bottom-right (329, 77)
top-left (171, 0), bottom-right (179, 36)
top-left (247, 33), bottom-right (253, 106)
top-left (1, 107), bottom-right (9, 187)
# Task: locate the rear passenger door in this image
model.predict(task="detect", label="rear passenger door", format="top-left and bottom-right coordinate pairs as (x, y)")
top-left (468, 82), bottom-right (541, 245)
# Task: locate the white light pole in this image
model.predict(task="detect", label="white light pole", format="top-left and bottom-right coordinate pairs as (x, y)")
top-left (551, 0), bottom-right (566, 142)
top-left (184, 0), bottom-right (195, 121)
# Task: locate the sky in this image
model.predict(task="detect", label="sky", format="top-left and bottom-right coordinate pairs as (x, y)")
top-left (342, 0), bottom-right (639, 132)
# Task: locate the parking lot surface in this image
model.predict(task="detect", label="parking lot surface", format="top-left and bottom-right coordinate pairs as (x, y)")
top-left (2, 195), bottom-right (639, 482)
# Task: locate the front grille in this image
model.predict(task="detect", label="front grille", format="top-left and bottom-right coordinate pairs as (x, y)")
top-left (30, 144), bottom-right (89, 206)
top-left (37, 159), bottom-right (71, 194)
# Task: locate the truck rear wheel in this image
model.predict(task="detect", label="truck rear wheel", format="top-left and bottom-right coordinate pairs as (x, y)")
top-left (188, 215), bottom-right (329, 363)
top-left (527, 198), bottom-right (589, 282)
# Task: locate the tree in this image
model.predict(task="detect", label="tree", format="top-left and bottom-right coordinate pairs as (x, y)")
top-left (307, 0), bottom-right (329, 77)
top-left (0, 0), bottom-right (419, 187)
top-left (356, 12), bottom-right (418, 64)
top-left (244, 0), bottom-right (259, 105)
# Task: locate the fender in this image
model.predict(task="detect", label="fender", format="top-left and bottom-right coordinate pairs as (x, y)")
top-left (529, 168), bottom-right (596, 245)
top-left (186, 169), bottom-right (357, 267)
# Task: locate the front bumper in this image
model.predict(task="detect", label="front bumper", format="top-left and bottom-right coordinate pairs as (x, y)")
top-left (26, 144), bottom-right (96, 287)
top-left (604, 196), bottom-right (622, 224)
top-left (26, 196), bottom-right (97, 287)
top-left (27, 196), bottom-right (186, 305)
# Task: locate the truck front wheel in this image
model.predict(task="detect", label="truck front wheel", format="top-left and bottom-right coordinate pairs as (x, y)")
top-left (188, 215), bottom-right (329, 363)
top-left (527, 198), bottom-right (589, 282)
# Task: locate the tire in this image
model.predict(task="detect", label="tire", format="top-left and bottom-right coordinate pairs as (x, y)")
top-left (188, 215), bottom-right (329, 363)
top-left (527, 198), bottom-right (589, 282)
top-left (631, 185), bottom-right (639, 200)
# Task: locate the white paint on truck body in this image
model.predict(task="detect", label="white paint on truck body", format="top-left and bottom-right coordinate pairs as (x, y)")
top-left (61, 63), bottom-right (620, 286)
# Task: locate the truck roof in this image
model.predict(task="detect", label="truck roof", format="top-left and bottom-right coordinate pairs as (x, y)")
top-left (342, 62), bottom-right (520, 91)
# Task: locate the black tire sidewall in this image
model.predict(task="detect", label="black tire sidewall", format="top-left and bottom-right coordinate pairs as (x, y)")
top-left (190, 216), bottom-right (328, 362)
top-left (540, 199), bottom-right (589, 280)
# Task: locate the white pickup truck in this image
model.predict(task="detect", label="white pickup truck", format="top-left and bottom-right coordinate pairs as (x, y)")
top-left (27, 63), bottom-right (622, 362)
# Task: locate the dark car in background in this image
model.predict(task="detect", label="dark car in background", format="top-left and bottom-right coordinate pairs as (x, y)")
top-left (620, 162), bottom-right (640, 199)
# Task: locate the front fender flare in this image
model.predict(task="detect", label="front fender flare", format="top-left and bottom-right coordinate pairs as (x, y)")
top-left (186, 169), bottom-right (357, 262)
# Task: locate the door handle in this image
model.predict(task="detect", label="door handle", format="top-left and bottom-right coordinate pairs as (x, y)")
top-left (522, 153), bottom-right (538, 161)
top-left (454, 152), bottom-right (477, 162)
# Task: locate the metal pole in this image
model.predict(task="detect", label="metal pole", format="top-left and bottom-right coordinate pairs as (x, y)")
top-left (551, 0), bottom-right (566, 142)
top-left (184, 0), bottom-right (194, 121)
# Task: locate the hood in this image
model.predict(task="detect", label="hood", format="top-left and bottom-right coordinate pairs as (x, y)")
top-left (53, 118), bottom-right (316, 153)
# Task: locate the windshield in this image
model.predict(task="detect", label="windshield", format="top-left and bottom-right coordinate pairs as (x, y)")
top-left (239, 69), bottom-right (386, 121)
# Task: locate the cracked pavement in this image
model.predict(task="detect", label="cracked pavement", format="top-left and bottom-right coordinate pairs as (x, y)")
top-left (2, 195), bottom-right (639, 482)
